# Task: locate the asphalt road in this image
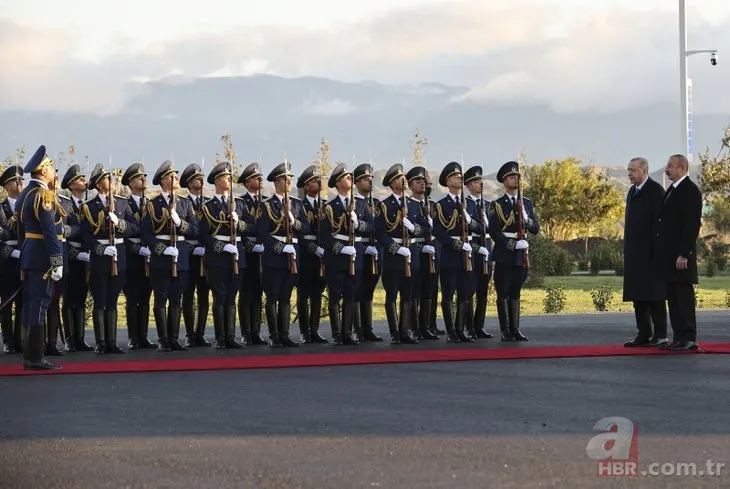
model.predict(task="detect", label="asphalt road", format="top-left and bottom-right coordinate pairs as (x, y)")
top-left (1, 311), bottom-right (729, 488)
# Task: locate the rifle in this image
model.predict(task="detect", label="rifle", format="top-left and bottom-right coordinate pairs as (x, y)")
top-left (284, 170), bottom-right (298, 275)
top-left (516, 173), bottom-right (530, 271)
top-left (368, 189), bottom-right (378, 275)
top-left (142, 187), bottom-right (150, 277)
top-left (317, 196), bottom-right (325, 277)
top-left (229, 163), bottom-right (239, 276)
top-left (460, 170), bottom-right (473, 272)
top-left (169, 173), bottom-right (178, 278)
top-left (479, 181), bottom-right (488, 276)
top-left (401, 175), bottom-right (411, 277)
top-left (197, 195), bottom-right (206, 277)
top-left (423, 191), bottom-right (436, 274)
top-left (257, 186), bottom-right (263, 277)
top-left (109, 172), bottom-right (118, 277)
top-left (347, 174), bottom-right (355, 276)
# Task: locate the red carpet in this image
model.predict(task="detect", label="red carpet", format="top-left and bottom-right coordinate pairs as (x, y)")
top-left (1, 342), bottom-right (729, 377)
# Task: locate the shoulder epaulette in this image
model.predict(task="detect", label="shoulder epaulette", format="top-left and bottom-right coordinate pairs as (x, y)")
top-left (58, 194), bottom-right (70, 201)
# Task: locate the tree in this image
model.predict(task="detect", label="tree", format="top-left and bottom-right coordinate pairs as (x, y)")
top-left (699, 124), bottom-right (730, 234)
top-left (219, 133), bottom-right (240, 184)
top-left (525, 157), bottom-right (625, 247)
top-left (313, 138), bottom-right (330, 200)
top-left (411, 128), bottom-right (428, 166)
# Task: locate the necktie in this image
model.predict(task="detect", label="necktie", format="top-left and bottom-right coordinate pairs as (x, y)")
top-left (511, 197), bottom-right (516, 207)
top-left (222, 195), bottom-right (227, 208)
top-left (345, 197), bottom-right (350, 209)
top-left (663, 185), bottom-right (674, 202)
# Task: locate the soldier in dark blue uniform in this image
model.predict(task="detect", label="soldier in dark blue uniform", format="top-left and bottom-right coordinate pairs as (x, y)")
top-left (81, 163), bottom-right (140, 354)
top-left (352, 163), bottom-right (383, 342)
top-left (180, 163), bottom-right (212, 347)
top-left (405, 166), bottom-right (439, 340)
top-left (15, 145), bottom-right (63, 369)
top-left (464, 165), bottom-right (494, 339)
top-left (60, 164), bottom-right (94, 351)
top-left (141, 160), bottom-right (199, 352)
top-left (487, 161), bottom-right (539, 341)
top-left (0, 165), bottom-right (24, 353)
top-left (433, 161), bottom-right (483, 343)
top-left (320, 163), bottom-right (374, 345)
top-left (424, 174), bottom-right (446, 336)
top-left (375, 163), bottom-right (430, 344)
top-left (120, 162), bottom-right (155, 350)
top-left (257, 162), bottom-right (310, 347)
top-left (199, 162), bottom-right (250, 349)
top-left (295, 165), bottom-right (328, 343)
top-left (236, 163), bottom-right (267, 345)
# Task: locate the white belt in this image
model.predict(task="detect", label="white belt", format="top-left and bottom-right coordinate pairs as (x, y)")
top-left (69, 241), bottom-right (82, 248)
top-left (4, 240), bottom-right (17, 246)
top-left (451, 236), bottom-right (473, 242)
top-left (333, 234), bottom-right (364, 242)
top-left (60, 238), bottom-right (66, 243)
top-left (272, 236), bottom-right (298, 244)
top-left (155, 235), bottom-right (185, 241)
top-left (502, 232), bottom-right (518, 238)
top-left (392, 237), bottom-right (425, 244)
top-left (186, 240), bottom-right (199, 245)
top-left (127, 238), bottom-right (142, 244)
top-left (246, 236), bottom-right (258, 243)
top-left (213, 235), bottom-right (241, 242)
top-left (98, 238), bottom-right (124, 245)
top-left (302, 235), bottom-right (317, 241)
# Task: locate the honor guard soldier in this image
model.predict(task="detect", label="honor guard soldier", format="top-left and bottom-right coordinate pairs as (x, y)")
top-left (60, 165), bottom-right (94, 351)
top-left (0, 165), bottom-right (24, 353)
top-left (424, 174), bottom-right (445, 336)
top-left (295, 165), bottom-right (328, 343)
top-left (141, 160), bottom-right (199, 352)
top-left (464, 165), bottom-right (494, 339)
top-left (256, 162), bottom-right (310, 347)
top-left (487, 161), bottom-right (539, 341)
top-left (353, 163), bottom-right (383, 342)
top-left (320, 163), bottom-right (374, 345)
top-left (180, 163), bottom-right (212, 347)
top-left (81, 163), bottom-right (140, 354)
top-left (405, 166), bottom-right (439, 340)
top-left (121, 162), bottom-right (156, 349)
top-left (199, 161), bottom-right (250, 349)
top-left (375, 163), bottom-right (430, 344)
top-left (236, 163), bottom-right (267, 345)
top-left (433, 161), bottom-right (484, 343)
top-left (14, 145), bottom-right (63, 369)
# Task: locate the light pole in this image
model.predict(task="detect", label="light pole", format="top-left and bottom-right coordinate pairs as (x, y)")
top-left (679, 0), bottom-right (717, 164)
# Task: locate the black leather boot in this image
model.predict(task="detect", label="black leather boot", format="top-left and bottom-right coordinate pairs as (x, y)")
top-left (195, 296), bottom-right (211, 346)
top-left (225, 306), bottom-right (244, 349)
top-left (238, 298), bottom-right (252, 346)
top-left (360, 300), bottom-right (382, 342)
top-left (13, 307), bottom-right (23, 353)
top-left (45, 306), bottom-right (65, 356)
top-left (497, 299), bottom-right (514, 341)
top-left (297, 295), bottom-right (311, 344)
top-left (212, 305), bottom-right (225, 349)
top-left (154, 307), bottom-right (171, 352)
top-left (442, 301), bottom-right (460, 343)
top-left (74, 307), bottom-right (94, 351)
top-left (93, 309), bottom-right (106, 354)
top-left (22, 324), bottom-right (61, 370)
top-left (341, 302), bottom-right (359, 345)
top-left (384, 301), bottom-right (400, 344)
top-left (329, 300), bottom-right (342, 345)
top-left (351, 301), bottom-right (362, 342)
top-left (431, 283), bottom-right (445, 335)
top-left (456, 301), bottom-right (475, 342)
top-left (1, 306), bottom-right (14, 353)
top-left (126, 302), bottom-right (140, 349)
top-left (473, 293), bottom-right (492, 339)
top-left (137, 304), bottom-right (156, 349)
top-left (309, 295), bottom-right (328, 343)
top-left (279, 301), bottom-right (298, 347)
top-left (411, 300), bottom-right (422, 340)
top-left (509, 299), bottom-right (528, 341)
top-left (400, 301), bottom-right (418, 344)
top-left (419, 299), bottom-right (438, 340)
top-left (183, 297), bottom-right (196, 348)
top-left (104, 310), bottom-right (125, 353)
top-left (168, 305), bottom-right (187, 351)
top-left (61, 302), bottom-right (74, 352)
top-left (251, 299), bottom-right (267, 345)
top-left (266, 301), bottom-right (282, 347)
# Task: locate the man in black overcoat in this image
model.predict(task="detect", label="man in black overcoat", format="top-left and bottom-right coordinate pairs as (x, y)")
top-left (654, 154), bottom-right (703, 351)
top-left (623, 157), bottom-right (668, 347)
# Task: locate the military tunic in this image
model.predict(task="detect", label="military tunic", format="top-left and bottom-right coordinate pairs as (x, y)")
top-left (0, 197), bottom-right (22, 352)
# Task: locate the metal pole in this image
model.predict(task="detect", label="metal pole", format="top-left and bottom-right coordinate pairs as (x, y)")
top-left (679, 0), bottom-right (689, 160)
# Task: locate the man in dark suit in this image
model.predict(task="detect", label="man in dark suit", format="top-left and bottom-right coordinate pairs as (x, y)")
top-left (623, 157), bottom-right (668, 347)
top-left (654, 154), bottom-right (703, 351)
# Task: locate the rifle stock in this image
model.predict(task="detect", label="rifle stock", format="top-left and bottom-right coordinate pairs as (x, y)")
top-left (516, 174), bottom-right (530, 271)
top-left (460, 173), bottom-right (472, 272)
top-left (169, 174), bottom-right (178, 278)
top-left (423, 193), bottom-right (436, 274)
top-left (109, 174), bottom-right (118, 277)
top-left (229, 165), bottom-right (239, 276)
top-left (347, 177), bottom-right (355, 276)
top-left (368, 191), bottom-right (378, 275)
top-left (284, 181), bottom-right (297, 275)
top-left (401, 176), bottom-right (411, 277)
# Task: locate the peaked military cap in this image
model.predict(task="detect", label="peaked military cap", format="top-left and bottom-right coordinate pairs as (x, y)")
top-left (121, 163), bottom-right (146, 186)
top-left (237, 162), bottom-right (262, 184)
top-left (297, 165), bottom-right (320, 189)
top-left (267, 162), bottom-right (294, 182)
top-left (497, 161), bottom-right (520, 183)
top-left (207, 161), bottom-right (232, 184)
top-left (354, 163), bottom-right (373, 182)
top-left (0, 165), bottom-right (23, 186)
top-left (24, 145), bottom-right (54, 174)
top-left (88, 163), bottom-right (110, 191)
top-left (464, 165), bottom-right (483, 184)
top-left (382, 163), bottom-right (405, 187)
top-left (406, 166), bottom-right (427, 182)
top-left (439, 161), bottom-right (462, 187)
top-left (180, 163), bottom-right (203, 187)
top-left (61, 164), bottom-right (84, 190)
top-left (328, 163), bottom-right (351, 189)
top-left (152, 160), bottom-right (177, 186)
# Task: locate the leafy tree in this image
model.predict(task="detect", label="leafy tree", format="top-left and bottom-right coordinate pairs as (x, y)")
top-left (699, 124), bottom-right (730, 234)
top-left (411, 128), bottom-right (428, 166)
top-left (313, 138), bottom-right (330, 200)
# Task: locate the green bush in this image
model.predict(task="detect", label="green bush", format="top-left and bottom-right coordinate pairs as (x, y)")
top-left (590, 283), bottom-right (614, 311)
top-left (724, 290), bottom-right (730, 308)
top-left (577, 255), bottom-right (589, 271)
top-left (587, 240), bottom-right (623, 275)
top-left (706, 258), bottom-right (716, 277)
top-left (543, 282), bottom-right (567, 314)
top-left (710, 240), bottom-right (729, 271)
top-left (525, 234), bottom-right (574, 276)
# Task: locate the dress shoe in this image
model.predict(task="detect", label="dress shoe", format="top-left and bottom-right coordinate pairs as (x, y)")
top-left (670, 341), bottom-right (698, 351)
top-left (342, 334), bottom-right (360, 345)
top-left (310, 331), bottom-right (329, 343)
top-left (23, 359), bottom-right (61, 370)
top-left (624, 337), bottom-right (651, 347)
top-left (281, 336), bottom-right (299, 347)
top-left (658, 341), bottom-right (678, 351)
top-left (195, 335), bottom-right (212, 347)
top-left (648, 337), bottom-right (669, 347)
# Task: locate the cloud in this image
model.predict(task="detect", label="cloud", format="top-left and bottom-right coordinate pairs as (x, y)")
top-left (301, 98), bottom-right (357, 116)
top-left (1, 1), bottom-right (729, 114)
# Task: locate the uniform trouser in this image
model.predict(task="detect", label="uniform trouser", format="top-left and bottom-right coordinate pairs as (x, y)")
top-left (46, 278), bottom-right (65, 345)
top-left (493, 263), bottom-right (525, 300)
top-left (124, 266), bottom-right (152, 342)
top-left (472, 256), bottom-right (493, 330)
top-left (239, 252), bottom-right (263, 334)
top-left (439, 268), bottom-right (472, 302)
top-left (63, 259), bottom-right (89, 341)
top-left (296, 256), bottom-right (325, 337)
top-left (151, 271), bottom-right (188, 308)
top-left (0, 273), bottom-right (22, 349)
top-left (382, 270), bottom-right (414, 338)
top-left (21, 270), bottom-right (54, 362)
top-left (89, 272), bottom-right (126, 310)
top-left (666, 282), bottom-right (696, 343)
top-left (262, 267), bottom-right (297, 338)
top-left (633, 300), bottom-right (667, 340)
top-left (183, 258), bottom-right (209, 336)
top-left (207, 267), bottom-right (239, 309)
top-left (356, 264), bottom-right (380, 302)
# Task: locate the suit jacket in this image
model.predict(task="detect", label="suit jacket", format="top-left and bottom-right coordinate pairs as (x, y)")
top-left (653, 176), bottom-right (702, 284)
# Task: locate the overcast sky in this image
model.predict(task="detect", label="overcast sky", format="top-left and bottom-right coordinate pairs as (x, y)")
top-left (1, 0), bottom-right (729, 115)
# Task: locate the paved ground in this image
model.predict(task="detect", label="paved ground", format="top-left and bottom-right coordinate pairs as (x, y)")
top-left (1, 311), bottom-right (729, 488)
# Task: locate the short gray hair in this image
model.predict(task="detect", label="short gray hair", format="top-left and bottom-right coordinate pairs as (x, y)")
top-left (629, 157), bottom-right (649, 172)
top-left (670, 154), bottom-right (689, 170)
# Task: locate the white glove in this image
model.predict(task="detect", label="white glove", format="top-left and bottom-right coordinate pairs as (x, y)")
top-left (252, 244), bottom-right (265, 253)
top-left (350, 210), bottom-right (359, 228)
top-left (461, 242), bottom-right (473, 253)
top-left (163, 246), bottom-right (179, 257)
top-left (477, 246), bottom-right (489, 256)
top-left (315, 246), bottom-right (325, 258)
top-left (51, 266), bottom-right (63, 282)
top-left (282, 244), bottom-right (296, 255)
top-left (340, 245), bottom-right (357, 256)
top-left (403, 217), bottom-right (415, 232)
top-left (231, 211), bottom-right (239, 224)
top-left (223, 243), bottom-right (238, 255)
top-left (428, 216), bottom-right (433, 228)
top-left (422, 245), bottom-right (436, 255)
top-left (521, 206), bottom-right (529, 222)
top-left (462, 209), bottom-right (472, 225)
top-left (138, 246), bottom-right (152, 257)
top-left (515, 239), bottom-right (529, 250)
top-left (10, 249), bottom-right (20, 259)
top-left (103, 246), bottom-right (118, 257)
top-left (396, 247), bottom-right (411, 258)
top-left (108, 212), bottom-right (119, 227)
top-left (193, 246), bottom-right (205, 257)
top-left (365, 246), bottom-right (378, 257)
top-left (288, 210), bottom-right (296, 225)
top-left (76, 251), bottom-right (90, 263)
top-left (170, 209), bottom-right (181, 226)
